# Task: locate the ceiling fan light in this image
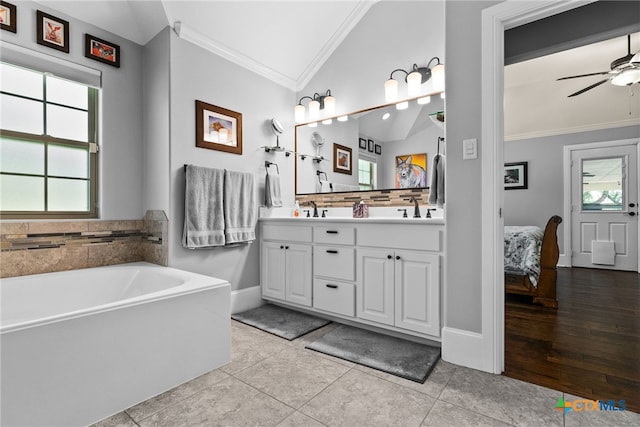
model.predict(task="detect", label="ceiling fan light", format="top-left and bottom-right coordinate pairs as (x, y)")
top-left (611, 69), bottom-right (640, 86)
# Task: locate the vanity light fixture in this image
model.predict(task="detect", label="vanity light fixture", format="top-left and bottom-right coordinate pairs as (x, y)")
top-left (322, 118), bottom-right (333, 125)
top-left (417, 95), bottom-right (431, 105)
top-left (384, 57), bottom-right (445, 102)
top-left (295, 89), bottom-right (336, 123)
top-left (337, 115), bottom-right (349, 122)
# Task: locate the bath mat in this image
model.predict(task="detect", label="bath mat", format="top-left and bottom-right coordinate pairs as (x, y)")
top-left (305, 324), bottom-right (440, 383)
top-left (231, 304), bottom-right (331, 341)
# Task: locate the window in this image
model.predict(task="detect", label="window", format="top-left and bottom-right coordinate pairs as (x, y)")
top-left (0, 62), bottom-right (98, 218)
top-left (358, 158), bottom-right (377, 191)
top-left (581, 157), bottom-right (624, 211)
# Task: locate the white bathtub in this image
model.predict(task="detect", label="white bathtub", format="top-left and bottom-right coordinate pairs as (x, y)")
top-left (0, 262), bottom-right (231, 427)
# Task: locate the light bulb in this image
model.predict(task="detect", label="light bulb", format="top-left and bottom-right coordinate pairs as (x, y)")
top-left (385, 79), bottom-right (398, 102)
top-left (417, 95), bottom-right (431, 105)
top-left (611, 69), bottom-right (640, 86)
top-left (309, 100), bottom-right (320, 119)
top-left (294, 104), bottom-right (305, 123)
top-left (431, 63), bottom-right (445, 92)
top-left (407, 71), bottom-right (422, 97)
top-left (323, 95), bottom-right (336, 115)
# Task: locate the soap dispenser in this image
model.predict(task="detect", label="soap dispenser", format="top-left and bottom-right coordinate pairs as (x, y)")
top-left (293, 201), bottom-right (300, 217)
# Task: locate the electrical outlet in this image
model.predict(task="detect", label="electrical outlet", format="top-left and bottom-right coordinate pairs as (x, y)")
top-left (463, 138), bottom-right (477, 160)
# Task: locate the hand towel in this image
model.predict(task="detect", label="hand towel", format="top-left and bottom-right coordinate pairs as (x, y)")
top-left (224, 169), bottom-right (257, 244)
top-left (183, 165), bottom-right (225, 248)
top-left (428, 154), bottom-right (445, 208)
top-left (265, 172), bottom-right (283, 207)
top-left (318, 180), bottom-right (333, 193)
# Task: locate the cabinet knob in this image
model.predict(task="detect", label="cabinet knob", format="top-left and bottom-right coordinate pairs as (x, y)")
top-left (285, 246), bottom-right (290, 250)
top-left (396, 255), bottom-right (401, 260)
top-left (387, 255), bottom-right (392, 259)
top-left (280, 245), bottom-right (284, 249)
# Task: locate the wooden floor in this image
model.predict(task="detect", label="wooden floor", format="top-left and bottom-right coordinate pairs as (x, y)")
top-left (504, 267), bottom-right (640, 413)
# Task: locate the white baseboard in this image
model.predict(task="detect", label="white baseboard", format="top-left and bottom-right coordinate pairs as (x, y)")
top-left (230, 285), bottom-right (263, 314)
top-left (558, 253), bottom-right (569, 267)
top-left (441, 327), bottom-right (487, 372)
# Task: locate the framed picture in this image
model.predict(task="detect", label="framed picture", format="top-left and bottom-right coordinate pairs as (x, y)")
top-left (368, 139), bottom-right (374, 152)
top-left (0, 1), bottom-right (17, 33)
top-left (333, 143), bottom-right (352, 175)
top-left (195, 100), bottom-right (242, 154)
top-left (395, 153), bottom-right (428, 188)
top-left (375, 144), bottom-right (381, 155)
top-left (359, 137), bottom-right (367, 150)
top-left (85, 34), bottom-right (120, 67)
top-left (504, 162), bottom-right (528, 190)
top-left (36, 10), bottom-right (69, 53)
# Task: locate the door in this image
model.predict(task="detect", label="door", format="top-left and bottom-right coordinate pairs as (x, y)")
top-left (284, 243), bottom-right (312, 306)
top-left (261, 241), bottom-right (287, 300)
top-left (394, 251), bottom-right (440, 336)
top-left (357, 248), bottom-right (394, 326)
top-left (571, 144), bottom-right (638, 271)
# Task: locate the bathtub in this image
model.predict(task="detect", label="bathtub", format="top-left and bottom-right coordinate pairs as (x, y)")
top-left (1, 262), bottom-right (231, 427)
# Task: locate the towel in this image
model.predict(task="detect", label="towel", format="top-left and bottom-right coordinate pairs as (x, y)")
top-left (318, 180), bottom-right (333, 193)
top-left (224, 169), bottom-right (257, 244)
top-left (332, 183), bottom-right (360, 192)
top-left (428, 154), bottom-right (445, 208)
top-left (183, 165), bottom-right (225, 248)
top-left (265, 172), bottom-right (283, 207)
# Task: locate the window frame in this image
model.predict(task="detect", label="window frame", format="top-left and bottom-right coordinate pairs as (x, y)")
top-left (0, 64), bottom-right (99, 219)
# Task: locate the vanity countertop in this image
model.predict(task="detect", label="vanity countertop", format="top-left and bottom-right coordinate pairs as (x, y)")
top-left (258, 217), bottom-right (444, 225)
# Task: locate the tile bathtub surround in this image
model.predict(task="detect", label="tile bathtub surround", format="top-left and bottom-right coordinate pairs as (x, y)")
top-left (0, 210), bottom-right (168, 278)
top-left (94, 320), bottom-right (640, 427)
top-left (296, 187), bottom-right (430, 208)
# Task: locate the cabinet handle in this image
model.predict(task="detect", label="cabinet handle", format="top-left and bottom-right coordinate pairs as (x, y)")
top-left (326, 249), bottom-right (338, 254)
top-left (280, 245), bottom-right (284, 249)
top-left (285, 246), bottom-right (289, 250)
top-left (326, 284), bottom-right (338, 289)
top-left (396, 255), bottom-right (401, 260)
top-left (326, 230), bottom-right (339, 234)
top-left (387, 255), bottom-right (392, 259)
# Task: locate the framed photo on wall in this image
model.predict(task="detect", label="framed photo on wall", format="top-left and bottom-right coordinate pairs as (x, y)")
top-left (0, 1), bottom-right (17, 33)
top-left (375, 144), bottom-right (381, 155)
top-left (195, 100), bottom-right (243, 154)
top-left (85, 34), bottom-right (120, 67)
top-left (504, 162), bottom-right (528, 190)
top-left (333, 143), bottom-right (352, 175)
top-left (359, 137), bottom-right (367, 150)
top-left (368, 139), bottom-right (374, 152)
top-left (36, 10), bottom-right (69, 53)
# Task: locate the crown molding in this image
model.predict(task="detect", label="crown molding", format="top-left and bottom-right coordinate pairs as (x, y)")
top-left (173, 21), bottom-right (297, 90)
top-left (294, 1), bottom-right (375, 91)
top-left (172, 1), bottom-right (374, 92)
top-left (505, 117), bottom-right (640, 142)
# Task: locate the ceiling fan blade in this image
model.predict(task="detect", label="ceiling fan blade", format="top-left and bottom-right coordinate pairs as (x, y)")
top-left (567, 78), bottom-right (609, 97)
top-left (557, 71), bottom-right (610, 80)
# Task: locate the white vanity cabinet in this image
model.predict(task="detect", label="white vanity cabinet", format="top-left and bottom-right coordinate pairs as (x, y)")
top-left (260, 219), bottom-right (443, 340)
top-left (261, 224), bottom-right (312, 307)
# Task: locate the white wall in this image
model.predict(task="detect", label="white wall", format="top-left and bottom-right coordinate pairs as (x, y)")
top-left (1, 1), bottom-right (144, 220)
top-left (167, 32), bottom-right (295, 291)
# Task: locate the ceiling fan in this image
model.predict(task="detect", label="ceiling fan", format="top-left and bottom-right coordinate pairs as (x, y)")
top-left (557, 34), bottom-right (640, 97)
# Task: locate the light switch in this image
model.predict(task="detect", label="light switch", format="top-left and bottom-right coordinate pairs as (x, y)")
top-left (463, 138), bottom-right (477, 160)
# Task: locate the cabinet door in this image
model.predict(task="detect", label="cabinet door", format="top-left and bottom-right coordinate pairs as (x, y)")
top-left (394, 251), bottom-right (440, 336)
top-left (261, 241), bottom-right (287, 300)
top-left (285, 243), bottom-right (312, 307)
top-left (357, 248), bottom-right (394, 326)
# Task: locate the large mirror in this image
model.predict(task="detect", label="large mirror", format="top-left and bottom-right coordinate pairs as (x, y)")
top-left (295, 94), bottom-right (445, 195)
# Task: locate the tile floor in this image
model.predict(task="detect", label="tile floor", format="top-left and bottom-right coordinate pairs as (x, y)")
top-left (95, 321), bottom-right (640, 427)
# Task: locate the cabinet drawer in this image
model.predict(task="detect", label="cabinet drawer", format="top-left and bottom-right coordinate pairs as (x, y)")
top-left (313, 279), bottom-right (355, 317)
top-left (314, 226), bottom-right (355, 245)
top-left (314, 246), bottom-right (355, 281)
top-left (357, 224), bottom-right (442, 252)
top-left (262, 224), bottom-right (312, 243)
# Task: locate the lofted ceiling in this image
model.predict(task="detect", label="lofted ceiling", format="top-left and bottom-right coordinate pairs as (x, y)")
top-left (33, 0), bottom-right (372, 91)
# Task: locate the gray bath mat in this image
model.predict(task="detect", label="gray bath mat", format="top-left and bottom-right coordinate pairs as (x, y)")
top-left (232, 304), bottom-right (331, 341)
top-left (305, 324), bottom-right (440, 383)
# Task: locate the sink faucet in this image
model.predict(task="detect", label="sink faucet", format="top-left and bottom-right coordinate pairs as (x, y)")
top-left (409, 197), bottom-right (421, 218)
top-left (310, 201), bottom-right (319, 218)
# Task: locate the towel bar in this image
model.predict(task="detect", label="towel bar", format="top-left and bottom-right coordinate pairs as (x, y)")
top-left (265, 161), bottom-right (279, 174)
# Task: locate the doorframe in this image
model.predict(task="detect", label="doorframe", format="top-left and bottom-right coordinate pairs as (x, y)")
top-left (480, 0), bottom-right (597, 374)
top-left (562, 138), bottom-right (640, 270)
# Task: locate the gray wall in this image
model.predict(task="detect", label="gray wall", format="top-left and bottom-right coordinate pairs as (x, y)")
top-left (444, 0), bottom-right (500, 334)
top-left (166, 32), bottom-right (295, 291)
top-left (504, 125), bottom-right (640, 250)
top-left (2, 1), bottom-right (144, 220)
